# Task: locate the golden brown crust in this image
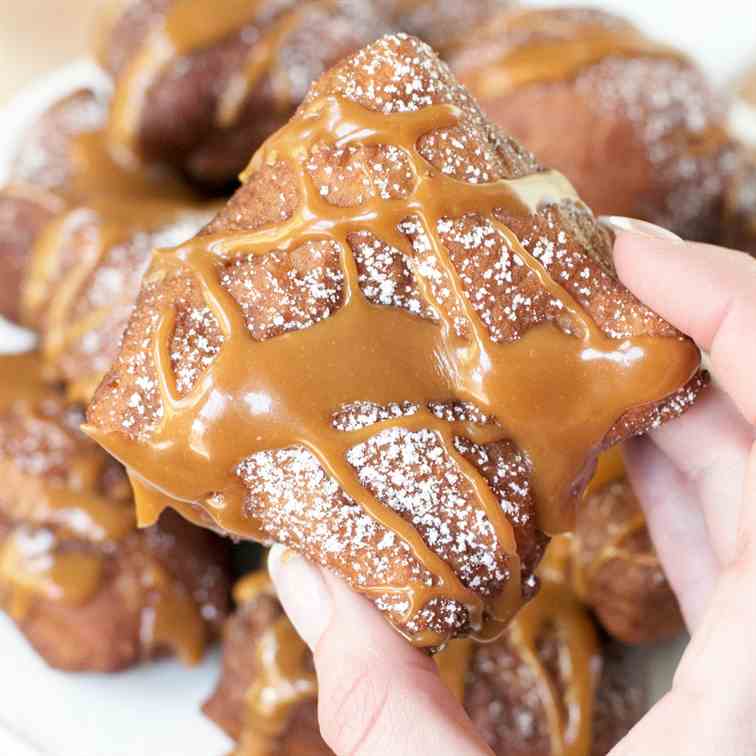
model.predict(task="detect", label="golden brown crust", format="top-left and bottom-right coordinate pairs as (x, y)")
top-left (450, 7), bottom-right (737, 242)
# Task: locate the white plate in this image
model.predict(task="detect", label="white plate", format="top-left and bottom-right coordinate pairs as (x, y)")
top-left (5, 1), bottom-right (756, 749)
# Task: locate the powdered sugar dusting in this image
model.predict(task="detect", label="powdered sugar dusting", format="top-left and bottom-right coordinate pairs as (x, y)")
top-left (331, 401), bottom-right (419, 432)
top-left (347, 427), bottom-right (509, 595)
top-left (220, 240), bottom-right (345, 341)
top-left (349, 230), bottom-right (437, 320)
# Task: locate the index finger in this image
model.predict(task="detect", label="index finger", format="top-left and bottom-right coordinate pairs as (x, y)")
top-left (610, 227), bottom-right (756, 426)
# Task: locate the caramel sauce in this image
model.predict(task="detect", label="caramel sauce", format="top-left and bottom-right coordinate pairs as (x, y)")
top-left (0, 353), bottom-right (49, 410)
top-left (140, 559), bottom-right (207, 665)
top-left (434, 637), bottom-right (473, 703)
top-left (87, 95), bottom-right (699, 647)
top-left (0, 528), bottom-right (103, 619)
top-left (456, 12), bottom-right (687, 99)
top-left (507, 579), bottom-right (600, 756)
top-left (583, 445), bottom-right (624, 500)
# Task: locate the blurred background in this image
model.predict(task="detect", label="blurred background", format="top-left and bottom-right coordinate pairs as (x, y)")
top-left (0, 0), bottom-right (755, 105)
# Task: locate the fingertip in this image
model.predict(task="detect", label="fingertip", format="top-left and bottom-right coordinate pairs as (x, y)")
top-left (268, 545), bottom-right (332, 649)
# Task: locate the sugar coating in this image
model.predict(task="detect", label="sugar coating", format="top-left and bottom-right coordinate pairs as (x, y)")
top-left (576, 56), bottom-right (735, 238)
top-left (0, 399), bottom-right (87, 482)
top-left (331, 400), bottom-right (419, 432)
top-left (347, 426), bottom-right (510, 595)
top-left (238, 444), bottom-right (473, 637)
top-left (349, 230), bottom-right (437, 320)
top-left (12, 90), bottom-right (105, 191)
top-left (428, 400), bottom-right (497, 426)
top-left (306, 142), bottom-right (415, 206)
top-left (220, 241), bottom-right (345, 341)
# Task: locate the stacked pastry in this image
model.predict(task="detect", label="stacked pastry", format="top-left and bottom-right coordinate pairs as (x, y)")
top-left (6, 0), bottom-right (750, 752)
top-left (0, 81), bottom-right (230, 671)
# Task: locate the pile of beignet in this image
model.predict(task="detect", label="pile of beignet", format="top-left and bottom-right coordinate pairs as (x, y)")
top-left (2, 2), bottom-right (753, 754)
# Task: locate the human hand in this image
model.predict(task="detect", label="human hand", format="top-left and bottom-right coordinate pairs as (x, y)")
top-left (602, 219), bottom-right (756, 756)
top-left (269, 222), bottom-right (756, 756)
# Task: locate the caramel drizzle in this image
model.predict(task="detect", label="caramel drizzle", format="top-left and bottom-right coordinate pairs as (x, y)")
top-left (87, 96), bottom-right (699, 647)
top-left (506, 578), bottom-right (600, 756)
top-left (234, 571), bottom-right (318, 756)
top-left (456, 11), bottom-right (688, 99)
top-left (108, 0), bottom-right (317, 160)
top-left (436, 535), bottom-right (600, 755)
top-left (0, 528), bottom-right (103, 620)
top-left (139, 558), bottom-right (207, 665)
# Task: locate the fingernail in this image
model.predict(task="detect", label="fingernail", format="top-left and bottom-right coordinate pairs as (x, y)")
top-left (599, 215), bottom-right (684, 243)
top-left (268, 543), bottom-right (332, 649)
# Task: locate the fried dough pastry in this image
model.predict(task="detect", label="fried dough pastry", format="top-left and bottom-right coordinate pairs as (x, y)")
top-left (0, 380), bottom-right (230, 672)
top-left (0, 186), bottom-right (62, 323)
top-left (532, 448), bottom-right (684, 645)
top-left (450, 8), bottom-right (737, 241)
top-left (0, 89), bottom-right (192, 325)
top-left (87, 34), bottom-right (704, 648)
top-left (96, 0), bottom-right (393, 186)
top-left (21, 199), bottom-right (215, 402)
top-left (204, 568), bottom-right (643, 756)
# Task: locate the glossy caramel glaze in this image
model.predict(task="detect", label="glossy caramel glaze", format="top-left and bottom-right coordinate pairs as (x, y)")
top-left (87, 35), bottom-right (702, 648)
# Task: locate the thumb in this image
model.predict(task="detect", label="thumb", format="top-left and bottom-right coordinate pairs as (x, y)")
top-left (268, 544), bottom-right (492, 756)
